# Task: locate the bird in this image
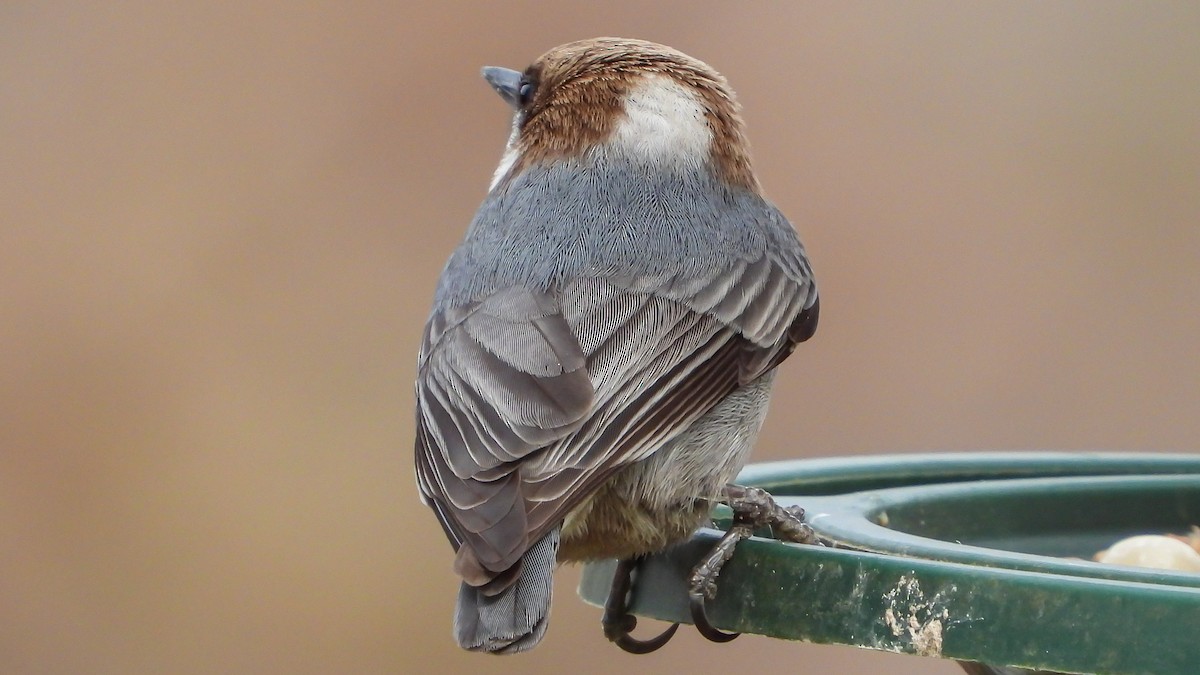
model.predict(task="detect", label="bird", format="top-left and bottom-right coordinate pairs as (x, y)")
top-left (413, 37), bottom-right (819, 655)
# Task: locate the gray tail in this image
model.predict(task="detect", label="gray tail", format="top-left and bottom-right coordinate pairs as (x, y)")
top-left (453, 527), bottom-right (559, 654)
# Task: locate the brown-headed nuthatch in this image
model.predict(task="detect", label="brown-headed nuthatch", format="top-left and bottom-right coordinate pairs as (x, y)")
top-left (414, 37), bottom-right (818, 654)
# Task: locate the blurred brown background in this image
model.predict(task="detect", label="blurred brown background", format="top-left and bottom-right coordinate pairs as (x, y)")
top-left (2, 3), bottom-right (1198, 674)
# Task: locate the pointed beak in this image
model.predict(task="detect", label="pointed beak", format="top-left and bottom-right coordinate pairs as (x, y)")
top-left (481, 66), bottom-right (523, 109)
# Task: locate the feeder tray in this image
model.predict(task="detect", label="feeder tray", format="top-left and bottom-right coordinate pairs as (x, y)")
top-left (578, 452), bottom-right (1200, 674)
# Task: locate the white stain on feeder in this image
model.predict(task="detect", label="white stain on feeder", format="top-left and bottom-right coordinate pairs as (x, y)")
top-left (882, 575), bottom-right (952, 658)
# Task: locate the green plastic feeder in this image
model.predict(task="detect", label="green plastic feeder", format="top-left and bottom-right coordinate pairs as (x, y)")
top-left (577, 452), bottom-right (1200, 674)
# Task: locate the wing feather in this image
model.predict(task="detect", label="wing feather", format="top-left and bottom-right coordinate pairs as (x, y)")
top-left (416, 246), bottom-right (816, 586)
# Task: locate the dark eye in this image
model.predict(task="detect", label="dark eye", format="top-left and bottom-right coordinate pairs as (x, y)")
top-left (518, 79), bottom-right (534, 105)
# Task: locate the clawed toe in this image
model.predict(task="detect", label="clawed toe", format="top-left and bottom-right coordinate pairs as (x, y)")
top-left (688, 588), bottom-right (740, 642)
top-left (608, 617), bottom-right (680, 654)
top-left (602, 558), bottom-right (681, 653)
top-left (684, 520), bottom-right (752, 643)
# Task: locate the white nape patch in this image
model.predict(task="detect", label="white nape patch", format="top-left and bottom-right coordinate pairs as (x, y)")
top-left (611, 74), bottom-right (712, 166)
top-left (488, 119), bottom-right (520, 191)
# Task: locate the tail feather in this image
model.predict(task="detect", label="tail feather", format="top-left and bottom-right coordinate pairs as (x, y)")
top-left (454, 527), bottom-right (559, 654)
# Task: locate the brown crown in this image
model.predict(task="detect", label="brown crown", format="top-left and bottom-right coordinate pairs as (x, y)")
top-left (504, 38), bottom-right (759, 192)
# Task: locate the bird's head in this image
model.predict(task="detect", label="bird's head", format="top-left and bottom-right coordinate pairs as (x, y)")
top-left (481, 38), bottom-right (758, 193)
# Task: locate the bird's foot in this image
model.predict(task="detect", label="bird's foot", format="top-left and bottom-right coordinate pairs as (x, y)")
top-left (722, 484), bottom-right (816, 545)
top-left (688, 485), bottom-right (816, 642)
top-left (602, 557), bottom-right (680, 654)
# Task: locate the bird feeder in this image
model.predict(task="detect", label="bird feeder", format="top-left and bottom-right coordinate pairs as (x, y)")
top-left (578, 452), bottom-right (1200, 674)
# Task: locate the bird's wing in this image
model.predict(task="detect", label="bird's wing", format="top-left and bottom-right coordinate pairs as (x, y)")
top-left (415, 249), bottom-right (816, 587)
top-left (414, 286), bottom-right (594, 584)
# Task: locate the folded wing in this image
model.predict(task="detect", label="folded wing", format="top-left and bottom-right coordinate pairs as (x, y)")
top-left (415, 246), bottom-right (816, 589)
